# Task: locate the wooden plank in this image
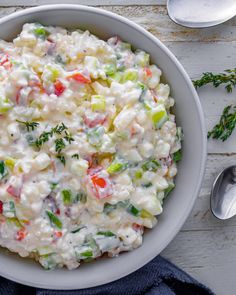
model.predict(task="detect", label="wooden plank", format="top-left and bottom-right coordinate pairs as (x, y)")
top-left (162, 154), bottom-right (236, 295)
top-left (0, 6), bottom-right (235, 42)
top-left (0, 0), bottom-right (166, 6)
top-left (165, 42), bottom-right (236, 154)
top-left (103, 6), bottom-right (236, 42)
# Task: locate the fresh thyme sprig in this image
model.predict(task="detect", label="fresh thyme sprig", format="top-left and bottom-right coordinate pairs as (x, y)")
top-left (64, 130), bottom-right (75, 144)
top-left (71, 154), bottom-right (79, 159)
top-left (55, 138), bottom-right (66, 153)
top-left (194, 68), bottom-right (236, 141)
top-left (34, 123), bottom-right (70, 149)
top-left (16, 120), bottom-right (39, 132)
top-left (193, 69), bottom-right (236, 93)
top-left (56, 154), bottom-right (66, 166)
top-left (207, 105), bottom-right (236, 141)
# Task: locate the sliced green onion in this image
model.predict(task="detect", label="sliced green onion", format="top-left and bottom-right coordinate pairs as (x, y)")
top-left (103, 203), bottom-right (117, 214)
top-left (141, 182), bottom-right (152, 188)
top-left (97, 231), bottom-right (115, 237)
top-left (61, 189), bottom-right (73, 206)
top-left (127, 204), bottom-right (140, 217)
top-left (75, 191), bottom-right (87, 204)
top-left (172, 150), bottom-right (182, 163)
top-left (0, 160), bottom-right (8, 180)
top-left (33, 27), bottom-right (50, 39)
top-left (141, 159), bottom-right (160, 172)
top-left (46, 210), bottom-right (62, 229)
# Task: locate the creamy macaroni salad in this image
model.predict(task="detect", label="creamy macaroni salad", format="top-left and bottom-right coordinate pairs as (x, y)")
top-left (0, 23), bottom-right (182, 270)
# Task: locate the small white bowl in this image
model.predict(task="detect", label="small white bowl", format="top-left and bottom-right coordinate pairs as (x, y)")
top-left (0, 5), bottom-right (207, 290)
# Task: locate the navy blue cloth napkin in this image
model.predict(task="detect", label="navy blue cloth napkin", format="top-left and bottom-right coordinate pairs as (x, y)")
top-left (0, 256), bottom-right (214, 295)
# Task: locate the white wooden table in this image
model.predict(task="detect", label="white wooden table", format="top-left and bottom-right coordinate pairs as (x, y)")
top-left (0, 1), bottom-right (235, 294)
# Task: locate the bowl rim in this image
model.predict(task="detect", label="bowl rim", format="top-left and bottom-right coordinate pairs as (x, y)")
top-left (0, 4), bottom-right (207, 289)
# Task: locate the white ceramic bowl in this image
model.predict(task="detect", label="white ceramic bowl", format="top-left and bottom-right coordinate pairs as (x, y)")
top-left (0, 5), bottom-right (206, 290)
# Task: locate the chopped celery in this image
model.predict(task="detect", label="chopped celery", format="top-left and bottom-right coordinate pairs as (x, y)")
top-left (91, 95), bottom-right (106, 112)
top-left (134, 169), bottom-right (143, 179)
top-left (142, 159), bottom-right (160, 172)
top-left (46, 210), bottom-right (62, 229)
top-left (0, 160), bottom-right (8, 180)
top-left (97, 231), bottom-right (115, 237)
top-left (121, 69), bottom-right (138, 83)
top-left (46, 66), bottom-right (60, 82)
top-left (104, 64), bottom-right (116, 76)
top-left (150, 105), bottom-right (168, 129)
top-left (40, 254), bottom-right (57, 270)
top-left (140, 209), bottom-right (153, 219)
top-left (5, 158), bottom-right (16, 171)
top-left (75, 191), bottom-right (87, 204)
top-left (33, 27), bottom-right (50, 39)
top-left (172, 150), bottom-right (182, 163)
top-left (164, 183), bottom-right (175, 198)
top-left (107, 160), bottom-right (128, 174)
top-left (0, 97), bottom-right (13, 114)
top-left (127, 204), bottom-right (140, 216)
top-left (87, 126), bottom-right (104, 147)
top-left (61, 189), bottom-right (73, 205)
top-left (108, 72), bottom-right (122, 82)
top-left (135, 50), bottom-right (150, 67)
top-left (137, 82), bottom-right (147, 102)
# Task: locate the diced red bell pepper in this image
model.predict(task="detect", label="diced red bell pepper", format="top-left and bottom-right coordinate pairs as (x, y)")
top-left (54, 231), bottom-right (62, 238)
top-left (87, 168), bottom-right (113, 199)
top-left (0, 54), bottom-right (12, 70)
top-left (84, 114), bottom-right (106, 128)
top-left (0, 201), bottom-right (3, 214)
top-left (144, 67), bottom-right (152, 78)
top-left (54, 79), bottom-right (66, 96)
top-left (15, 228), bottom-right (27, 241)
top-left (7, 184), bottom-right (22, 199)
top-left (67, 72), bottom-right (91, 84)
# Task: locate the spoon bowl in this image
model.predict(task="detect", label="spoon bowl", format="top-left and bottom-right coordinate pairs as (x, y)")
top-left (211, 165), bottom-right (236, 220)
top-left (167, 0), bottom-right (236, 28)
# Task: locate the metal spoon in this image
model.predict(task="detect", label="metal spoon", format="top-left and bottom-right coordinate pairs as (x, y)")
top-left (167, 0), bottom-right (236, 28)
top-left (211, 166), bottom-right (236, 220)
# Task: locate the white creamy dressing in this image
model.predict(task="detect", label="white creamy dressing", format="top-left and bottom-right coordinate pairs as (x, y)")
top-left (0, 23), bottom-right (182, 270)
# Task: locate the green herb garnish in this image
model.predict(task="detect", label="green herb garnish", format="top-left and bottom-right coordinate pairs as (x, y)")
top-left (208, 105), bottom-right (236, 141)
top-left (55, 138), bottom-right (66, 153)
top-left (71, 154), bottom-right (79, 159)
top-left (64, 131), bottom-right (74, 144)
top-left (193, 69), bottom-right (236, 93)
top-left (56, 154), bottom-right (66, 166)
top-left (16, 120), bottom-right (39, 132)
